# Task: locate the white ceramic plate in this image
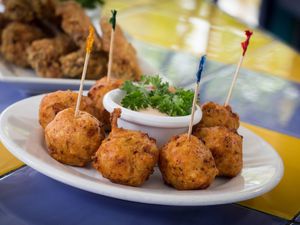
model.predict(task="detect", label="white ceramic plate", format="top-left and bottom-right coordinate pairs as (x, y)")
top-left (0, 94), bottom-right (284, 206)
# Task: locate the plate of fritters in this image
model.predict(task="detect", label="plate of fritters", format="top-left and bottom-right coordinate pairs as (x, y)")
top-left (0, 0), bottom-right (148, 92)
top-left (0, 93), bottom-right (284, 205)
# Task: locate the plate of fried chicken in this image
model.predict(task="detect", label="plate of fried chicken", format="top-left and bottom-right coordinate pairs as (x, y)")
top-left (0, 0), bottom-right (146, 92)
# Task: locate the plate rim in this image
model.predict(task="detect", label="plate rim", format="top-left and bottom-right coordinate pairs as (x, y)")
top-left (0, 94), bottom-right (284, 206)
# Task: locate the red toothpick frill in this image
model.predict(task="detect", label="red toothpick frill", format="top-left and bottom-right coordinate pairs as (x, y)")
top-left (241, 30), bottom-right (253, 56)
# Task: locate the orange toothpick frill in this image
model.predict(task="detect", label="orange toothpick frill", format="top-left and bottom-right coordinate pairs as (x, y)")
top-left (86, 26), bottom-right (95, 54)
top-left (75, 26), bottom-right (95, 117)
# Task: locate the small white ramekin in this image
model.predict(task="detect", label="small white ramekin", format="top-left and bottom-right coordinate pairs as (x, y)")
top-left (103, 89), bottom-right (202, 147)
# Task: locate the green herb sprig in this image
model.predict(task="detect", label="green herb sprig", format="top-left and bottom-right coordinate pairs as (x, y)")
top-left (61, 0), bottom-right (105, 9)
top-left (121, 75), bottom-right (194, 116)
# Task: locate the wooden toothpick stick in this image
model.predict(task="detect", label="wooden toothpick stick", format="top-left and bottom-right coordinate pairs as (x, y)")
top-left (75, 26), bottom-right (95, 117)
top-left (224, 30), bottom-right (253, 106)
top-left (188, 55), bottom-right (206, 139)
top-left (107, 9), bottom-right (117, 83)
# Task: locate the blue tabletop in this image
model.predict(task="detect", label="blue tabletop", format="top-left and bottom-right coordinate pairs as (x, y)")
top-left (0, 167), bottom-right (288, 225)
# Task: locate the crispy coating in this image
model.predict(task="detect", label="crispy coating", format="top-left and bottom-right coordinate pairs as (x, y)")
top-left (159, 134), bottom-right (218, 190)
top-left (100, 18), bottom-right (141, 81)
top-left (94, 108), bottom-right (159, 187)
top-left (195, 126), bottom-right (243, 177)
top-left (56, 1), bottom-right (102, 50)
top-left (88, 76), bottom-right (123, 130)
top-left (3, 0), bottom-right (35, 22)
top-left (31, 0), bottom-right (58, 21)
top-left (60, 49), bottom-right (108, 80)
top-left (1, 22), bottom-right (45, 67)
top-left (39, 90), bottom-right (99, 129)
top-left (27, 34), bottom-right (76, 78)
top-left (45, 108), bottom-right (105, 166)
top-left (0, 13), bottom-right (9, 45)
top-left (3, 0), bottom-right (57, 22)
top-left (193, 102), bottom-right (239, 132)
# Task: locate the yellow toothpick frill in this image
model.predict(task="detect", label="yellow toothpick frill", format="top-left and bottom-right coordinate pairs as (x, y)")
top-left (86, 26), bottom-right (95, 54)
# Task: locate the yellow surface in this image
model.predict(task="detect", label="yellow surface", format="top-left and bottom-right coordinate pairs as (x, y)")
top-left (103, 0), bottom-right (300, 83)
top-left (0, 142), bottom-right (23, 176)
top-left (240, 123), bottom-right (300, 219)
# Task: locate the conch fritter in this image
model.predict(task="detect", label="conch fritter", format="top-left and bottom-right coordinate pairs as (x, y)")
top-left (193, 101), bottom-right (239, 132)
top-left (1, 22), bottom-right (45, 67)
top-left (45, 108), bottom-right (105, 166)
top-left (159, 134), bottom-right (218, 190)
top-left (39, 90), bottom-right (98, 129)
top-left (88, 76), bottom-right (123, 130)
top-left (194, 126), bottom-right (243, 177)
top-left (93, 108), bottom-right (159, 187)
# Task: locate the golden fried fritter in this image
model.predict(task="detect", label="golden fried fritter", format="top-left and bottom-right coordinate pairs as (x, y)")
top-left (194, 126), bottom-right (243, 177)
top-left (1, 22), bottom-right (45, 67)
top-left (159, 134), bottom-right (218, 190)
top-left (3, 0), bottom-right (35, 22)
top-left (60, 49), bottom-right (107, 80)
top-left (94, 108), bottom-right (159, 187)
top-left (56, 1), bottom-right (102, 50)
top-left (100, 18), bottom-right (141, 81)
top-left (39, 90), bottom-right (99, 129)
top-left (45, 107), bottom-right (105, 166)
top-left (27, 34), bottom-right (76, 78)
top-left (88, 76), bottom-right (123, 130)
top-left (193, 102), bottom-right (239, 132)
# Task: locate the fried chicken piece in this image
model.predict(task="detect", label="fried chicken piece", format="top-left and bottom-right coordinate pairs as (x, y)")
top-left (3, 0), bottom-right (35, 22)
top-left (0, 13), bottom-right (9, 45)
top-left (27, 34), bottom-right (76, 78)
top-left (194, 126), bottom-right (243, 177)
top-left (100, 18), bottom-right (141, 81)
top-left (193, 102), bottom-right (240, 133)
top-left (159, 133), bottom-right (218, 190)
top-left (1, 22), bottom-right (45, 67)
top-left (60, 49), bottom-right (107, 79)
top-left (93, 108), bottom-right (159, 187)
top-left (56, 1), bottom-right (102, 50)
top-left (31, 0), bottom-right (58, 21)
top-left (39, 90), bottom-right (99, 129)
top-left (88, 76), bottom-right (123, 130)
top-left (3, 0), bottom-right (58, 22)
top-left (45, 108), bottom-right (105, 167)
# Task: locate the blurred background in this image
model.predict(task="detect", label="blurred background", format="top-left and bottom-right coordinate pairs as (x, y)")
top-left (216, 0), bottom-right (300, 52)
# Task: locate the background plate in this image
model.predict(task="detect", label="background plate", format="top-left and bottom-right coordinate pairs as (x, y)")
top-left (0, 94), bottom-right (284, 206)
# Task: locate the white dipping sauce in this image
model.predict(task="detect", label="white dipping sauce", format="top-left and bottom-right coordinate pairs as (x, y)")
top-left (138, 107), bottom-right (168, 117)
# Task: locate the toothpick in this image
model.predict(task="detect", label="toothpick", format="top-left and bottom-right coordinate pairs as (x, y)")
top-left (75, 26), bottom-right (95, 117)
top-left (188, 55), bottom-right (206, 139)
top-left (107, 10), bottom-right (117, 83)
top-left (187, 83), bottom-right (200, 138)
top-left (224, 30), bottom-right (253, 106)
top-left (224, 55), bottom-right (244, 106)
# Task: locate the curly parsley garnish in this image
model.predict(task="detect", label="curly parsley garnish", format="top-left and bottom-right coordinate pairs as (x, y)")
top-left (121, 75), bottom-right (193, 116)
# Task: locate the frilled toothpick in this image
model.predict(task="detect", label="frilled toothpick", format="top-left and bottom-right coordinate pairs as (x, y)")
top-left (75, 26), bottom-right (95, 117)
top-left (224, 30), bottom-right (253, 106)
top-left (188, 55), bottom-right (206, 139)
top-left (107, 9), bottom-right (117, 83)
